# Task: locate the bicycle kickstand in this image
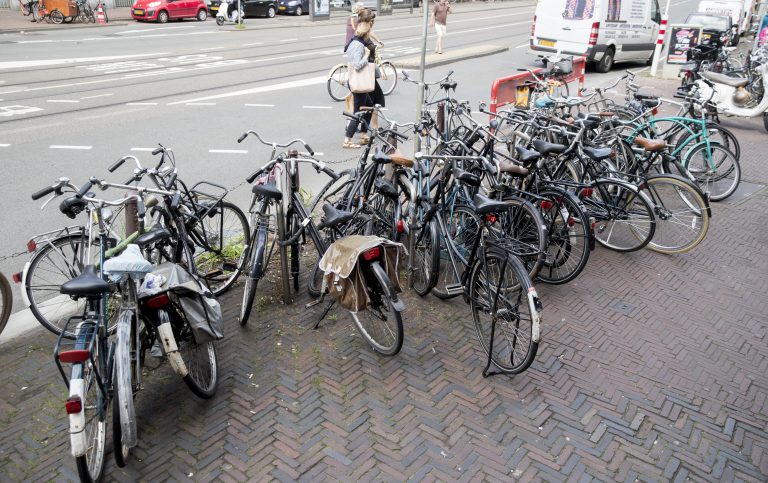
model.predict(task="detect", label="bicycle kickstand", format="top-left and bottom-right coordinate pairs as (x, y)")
top-left (305, 294), bottom-right (335, 329)
top-left (482, 316), bottom-right (503, 378)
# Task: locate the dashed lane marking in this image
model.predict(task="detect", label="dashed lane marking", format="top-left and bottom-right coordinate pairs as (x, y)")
top-left (243, 42), bottom-right (264, 46)
top-left (47, 99), bottom-right (79, 103)
top-left (186, 102), bottom-right (217, 106)
top-left (130, 147), bottom-right (155, 152)
top-left (200, 47), bottom-right (225, 52)
top-left (0, 53), bottom-right (171, 70)
top-left (209, 149), bottom-right (248, 154)
top-left (125, 102), bottom-right (158, 106)
top-left (50, 145), bottom-right (92, 150)
top-left (0, 144), bottom-right (10, 147)
top-left (302, 106), bottom-right (332, 109)
top-left (280, 38), bottom-right (298, 42)
top-left (79, 93), bottom-right (114, 100)
top-left (245, 103), bottom-right (275, 107)
top-left (169, 75), bottom-right (327, 105)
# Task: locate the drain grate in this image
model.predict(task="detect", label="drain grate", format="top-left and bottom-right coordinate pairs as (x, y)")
top-left (611, 300), bottom-right (636, 316)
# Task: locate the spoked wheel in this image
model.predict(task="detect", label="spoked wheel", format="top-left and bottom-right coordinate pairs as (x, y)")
top-left (378, 61), bottom-right (398, 96)
top-left (72, 324), bottom-right (107, 483)
top-left (239, 201), bottom-right (274, 326)
top-left (112, 310), bottom-right (137, 468)
top-left (192, 200), bottom-right (249, 296)
top-left (410, 218), bottom-right (439, 296)
top-left (682, 143), bottom-right (740, 201)
top-left (178, 329), bottom-right (218, 399)
top-left (349, 261), bottom-right (404, 356)
top-left (584, 180), bottom-right (656, 252)
top-left (309, 169), bottom-right (355, 213)
top-left (50, 9), bottom-right (64, 23)
top-left (432, 204), bottom-right (480, 299)
top-left (641, 175), bottom-right (710, 254)
top-left (494, 197), bottom-right (547, 280)
top-left (327, 64), bottom-right (350, 102)
top-left (535, 189), bottom-right (591, 285)
top-left (470, 249), bottom-right (540, 375)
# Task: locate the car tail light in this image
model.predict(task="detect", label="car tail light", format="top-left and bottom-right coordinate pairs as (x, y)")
top-left (580, 188), bottom-right (593, 197)
top-left (12, 272), bottom-right (22, 284)
top-left (59, 350), bottom-right (90, 364)
top-left (396, 219), bottom-right (405, 234)
top-left (65, 396), bottom-right (83, 414)
top-left (531, 15), bottom-right (536, 40)
top-left (145, 293), bottom-right (170, 309)
top-left (540, 200), bottom-right (553, 210)
top-left (27, 239), bottom-right (37, 252)
top-left (361, 247), bottom-right (381, 262)
top-left (589, 22), bottom-right (600, 46)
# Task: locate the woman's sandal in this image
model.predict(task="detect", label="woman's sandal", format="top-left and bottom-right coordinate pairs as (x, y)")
top-left (342, 141), bottom-right (361, 149)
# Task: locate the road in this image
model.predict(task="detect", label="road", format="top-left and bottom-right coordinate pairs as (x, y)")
top-left (0, 0), bottom-right (698, 315)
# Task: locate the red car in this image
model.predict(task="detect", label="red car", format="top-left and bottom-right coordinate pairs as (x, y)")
top-left (132, 0), bottom-right (209, 23)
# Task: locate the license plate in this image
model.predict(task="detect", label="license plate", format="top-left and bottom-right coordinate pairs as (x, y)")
top-left (538, 39), bottom-right (556, 48)
top-left (702, 33), bottom-right (711, 39)
top-left (278, 5), bottom-right (286, 9)
top-left (133, 9), bottom-right (144, 14)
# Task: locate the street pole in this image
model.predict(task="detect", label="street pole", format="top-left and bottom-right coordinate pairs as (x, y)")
top-left (413, 1), bottom-right (429, 154)
top-left (650, 0), bottom-right (671, 77)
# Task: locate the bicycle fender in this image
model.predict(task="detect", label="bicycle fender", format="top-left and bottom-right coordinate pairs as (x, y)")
top-left (368, 260), bottom-right (405, 312)
top-left (249, 223), bottom-right (269, 279)
top-left (327, 63), bottom-right (345, 79)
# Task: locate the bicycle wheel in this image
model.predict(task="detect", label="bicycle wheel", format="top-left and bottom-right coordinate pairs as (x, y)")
top-left (112, 310), bottom-right (136, 467)
top-left (192, 200), bottom-right (249, 296)
top-left (378, 61), bottom-right (398, 96)
top-left (641, 175), bottom-right (710, 254)
top-left (683, 142), bottom-right (740, 201)
top-left (24, 234), bottom-right (115, 338)
top-left (535, 189), bottom-right (591, 285)
top-left (327, 64), bottom-right (350, 102)
top-left (72, 323), bottom-right (107, 482)
top-left (495, 197), bottom-right (547, 280)
top-left (470, 249), bottom-right (540, 375)
top-left (432, 204), bottom-right (480, 299)
top-left (349, 261), bottom-right (403, 356)
top-left (177, 326), bottom-right (218, 399)
top-left (585, 180), bottom-right (656, 252)
top-left (0, 273), bottom-right (11, 336)
top-left (674, 123), bottom-right (741, 163)
top-left (411, 218), bottom-right (439, 296)
top-left (309, 169), bottom-right (356, 214)
top-left (239, 201), bottom-right (275, 326)
top-left (50, 9), bottom-right (64, 23)
top-left (19, 0), bottom-right (30, 15)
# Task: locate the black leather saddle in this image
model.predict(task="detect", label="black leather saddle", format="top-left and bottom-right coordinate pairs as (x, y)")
top-left (473, 193), bottom-right (511, 215)
top-left (319, 203), bottom-right (354, 229)
top-left (252, 182), bottom-right (283, 201)
top-left (60, 265), bottom-right (110, 298)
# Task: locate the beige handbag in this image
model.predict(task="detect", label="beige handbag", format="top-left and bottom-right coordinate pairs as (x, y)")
top-left (348, 62), bottom-right (376, 94)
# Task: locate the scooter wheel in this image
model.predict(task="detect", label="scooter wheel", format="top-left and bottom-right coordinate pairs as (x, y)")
top-left (216, 16), bottom-right (224, 25)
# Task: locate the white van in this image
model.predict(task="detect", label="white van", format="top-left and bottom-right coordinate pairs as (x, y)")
top-left (530, 0), bottom-right (662, 73)
top-left (697, 1), bottom-right (745, 44)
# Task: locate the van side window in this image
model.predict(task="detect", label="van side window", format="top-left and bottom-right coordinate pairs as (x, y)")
top-left (562, 0), bottom-right (595, 20)
top-left (607, 0), bottom-right (621, 21)
top-left (650, 0), bottom-right (661, 24)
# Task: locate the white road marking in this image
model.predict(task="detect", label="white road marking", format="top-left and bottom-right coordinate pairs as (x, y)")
top-left (23, 78), bottom-right (113, 93)
top-left (125, 102), bottom-right (158, 106)
top-left (0, 53), bottom-right (170, 70)
top-left (169, 75), bottom-right (327, 105)
top-left (314, 152), bottom-right (324, 156)
top-left (47, 99), bottom-right (79, 103)
top-left (302, 105), bottom-right (332, 109)
top-left (311, 33), bottom-right (343, 39)
top-left (245, 103), bottom-right (275, 107)
top-left (79, 93), bottom-right (114, 100)
top-left (0, 144), bottom-right (10, 147)
top-left (243, 42), bottom-right (264, 46)
top-left (200, 47), bottom-right (225, 52)
top-left (0, 105), bottom-right (43, 117)
top-left (50, 145), bottom-right (92, 150)
top-left (515, 42), bottom-right (529, 49)
top-left (186, 102), bottom-right (216, 106)
top-left (280, 38), bottom-right (298, 42)
top-left (209, 149), bottom-right (248, 154)
top-left (116, 26), bottom-right (195, 35)
top-left (130, 147), bottom-right (155, 151)
top-left (0, 90), bottom-right (22, 95)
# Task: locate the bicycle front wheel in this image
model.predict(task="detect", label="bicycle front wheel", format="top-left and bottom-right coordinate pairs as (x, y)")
top-left (350, 260), bottom-right (404, 356)
top-left (585, 180), bottom-right (656, 252)
top-left (683, 142), bottom-right (741, 201)
top-left (239, 201), bottom-right (274, 326)
top-left (641, 175), bottom-right (710, 254)
top-left (327, 64), bottom-right (350, 102)
top-left (112, 310), bottom-right (137, 467)
top-left (378, 61), bottom-right (398, 96)
top-left (535, 189), bottom-right (591, 285)
top-left (0, 273), bottom-right (11, 336)
top-left (178, 327), bottom-right (218, 399)
top-left (470, 249), bottom-right (541, 375)
top-left (432, 204), bottom-right (480, 299)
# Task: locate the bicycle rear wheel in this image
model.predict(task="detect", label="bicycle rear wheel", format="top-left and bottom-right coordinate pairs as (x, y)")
top-left (495, 197), bottom-right (547, 280)
top-left (0, 273), bottom-right (11, 336)
top-left (378, 61), bottom-right (397, 96)
top-left (470, 249), bottom-right (540, 375)
top-left (112, 309), bottom-right (137, 467)
top-left (239, 201), bottom-right (274, 326)
top-left (350, 260), bottom-right (403, 356)
top-left (327, 64), bottom-right (350, 102)
top-left (683, 143), bottom-right (740, 201)
top-left (585, 180), bottom-right (656, 252)
top-left (432, 205), bottom-right (480, 299)
top-left (411, 218), bottom-right (439, 296)
top-left (535, 189), bottom-right (591, 285)
top-left (177, 324), bottom-right (218, 398)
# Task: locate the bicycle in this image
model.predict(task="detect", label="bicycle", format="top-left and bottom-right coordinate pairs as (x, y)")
top-left (18, 0), bottom-right (44, 22)
top-left (0, 272), bottom-right (11, 336)
top-left (327, 47), bottom-right (398, 102)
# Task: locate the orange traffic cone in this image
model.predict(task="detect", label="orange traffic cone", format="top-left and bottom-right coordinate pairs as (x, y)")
top-left (96, 5), bottom-right (106, 24)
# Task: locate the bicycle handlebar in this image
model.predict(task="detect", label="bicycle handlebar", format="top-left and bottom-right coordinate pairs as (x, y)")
top-left (237, 130), bottom-right (314, 156)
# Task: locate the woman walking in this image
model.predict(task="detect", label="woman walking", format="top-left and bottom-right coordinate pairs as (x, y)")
top-left (342, 19), bottom-right (384, 148)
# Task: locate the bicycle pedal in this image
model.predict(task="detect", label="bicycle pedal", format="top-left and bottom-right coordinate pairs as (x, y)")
top-left (444, 283), bottom-right (463, 295)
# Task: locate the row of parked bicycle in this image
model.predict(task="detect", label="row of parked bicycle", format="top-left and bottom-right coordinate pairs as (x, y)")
top-left (14, 63), bottom-right (740, 480)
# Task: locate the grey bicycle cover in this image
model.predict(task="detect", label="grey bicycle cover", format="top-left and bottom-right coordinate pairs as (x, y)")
top-left (103, 244), bottom-right (153, 282)
top-left (139, 262), bottom-right (224, 344)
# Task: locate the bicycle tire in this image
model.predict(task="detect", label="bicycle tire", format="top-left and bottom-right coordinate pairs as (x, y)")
top-left (309, 168), bottom-right (356, 214)
top-left (349, 260), bottom-right (404, 356)
top-left (72, 322), bottom-right (106, 483)
top-left (411, 217), bottom-right (439, 296)
top-left (673, 122), bottom-right (741, 163)
top-left (495, 197), bottom-right (547, 280)
top-left (239, 200), bottom-right (273, 326)
top-left (178, 334), bottom-right (218, 399)
top-left (24, 234), bottom-right (115, 338)
top-left (192, 200), bottom-right (249, 296)
top-left (641, 175), bottom-right (710, 254)
top-left (535, 188), bottom-right (591, 285)
top-left (327, 64), bottom-right (350, 102)
top-left (378, 61), bottom-right (398, 96)
top-left (0, 273), bottom-right (11, 336)
top-left (470, 249), bottom-right (541, 375)
top-left (432, 204), bottom-right (480, 299)
top-left (112, 310), bottom-right (136, 467)
top-left (585, 180), bottom-right (656, 252)
top-left (50, 9), bottom-right (64, 23)
top-left (682, 142), bottom-right (740, 201)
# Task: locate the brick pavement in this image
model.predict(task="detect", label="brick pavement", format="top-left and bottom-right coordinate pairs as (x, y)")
top-left (1, 76), bottom-right (767, 482)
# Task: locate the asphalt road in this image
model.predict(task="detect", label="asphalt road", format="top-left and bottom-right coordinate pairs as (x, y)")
top-left (0, 0), bottom-right (698, 315)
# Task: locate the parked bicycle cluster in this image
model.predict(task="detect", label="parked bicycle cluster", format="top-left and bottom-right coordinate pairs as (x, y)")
top-left (15, 63), bottom-right (741, 481)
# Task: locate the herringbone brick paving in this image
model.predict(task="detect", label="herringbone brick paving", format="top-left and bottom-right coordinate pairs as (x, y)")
top-left (2, 82), bottom-right (767, 482)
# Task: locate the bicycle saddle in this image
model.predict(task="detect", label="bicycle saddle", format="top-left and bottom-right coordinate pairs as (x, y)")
top-left (441, 80), bottom-right (458, 90)
top-left (374, 178), bottom-right (399, 200)
top-left (532, 139), bottom-right (567, 156)
top-left (498, 160), bottom-right (529, 177)
top-left (472, 194), bottom-right (510, 215)
top-left (60, 265), bottom-right (110, 298)
top-left (318, 203), bottom-right (354, 229)
top-left (390, 153), bottom-right (414, 168)
top-left (515, 146), bottom-right (541, 165)
top-left (582, 146), bottom-right (612, 161)
top-left (633, 137), bottom-right (666, 152)
top-left (453, 167), bottom-right (481, 187)
top-left (135, 227), bottom-right (172, 248)
top-left (103, 244), bottom-right (153, 281)
top-left (59, 196), bottom-right (89, 219)
top-left (701, 71), bottom-right (749, 88)
top-left (252, 182), bottom-right (283, 201)
top-left (372, 149), bottom-right (391, 165)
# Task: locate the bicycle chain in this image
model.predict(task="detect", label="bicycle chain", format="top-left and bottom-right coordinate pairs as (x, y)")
top-left (0, 250), bottom-right (28, 263)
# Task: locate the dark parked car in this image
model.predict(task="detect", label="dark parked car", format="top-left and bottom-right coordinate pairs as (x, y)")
top-left (685, 13), bottom-right (733, 46)
top-left (207, 0), bottom-right (277, 17)
top-left (277, 0), bottom-right (307, 15)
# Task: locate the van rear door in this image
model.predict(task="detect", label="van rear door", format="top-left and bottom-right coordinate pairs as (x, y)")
top-left (531, 0), bottom-right (598, 55)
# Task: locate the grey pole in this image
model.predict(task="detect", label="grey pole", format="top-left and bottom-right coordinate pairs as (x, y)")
top-left (413, 1), bottom-right (429, 154)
